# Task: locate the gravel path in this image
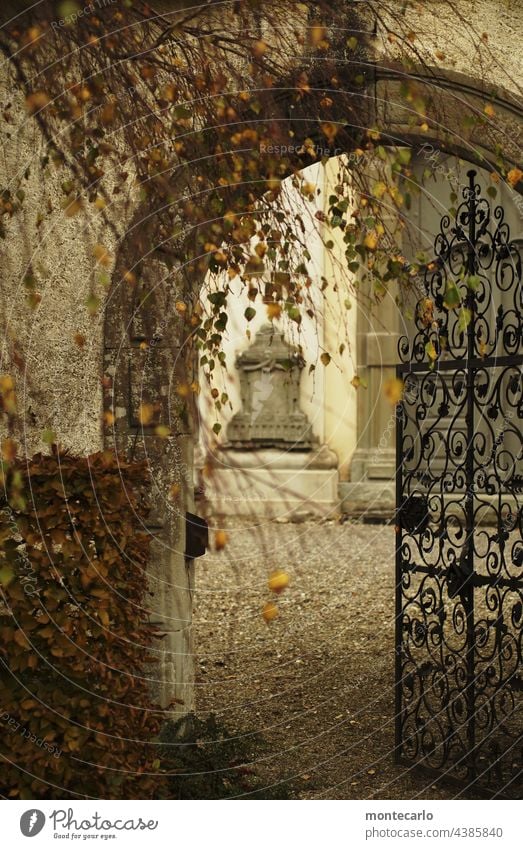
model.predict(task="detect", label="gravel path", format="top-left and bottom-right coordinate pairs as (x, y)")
top-left (193, 519), bottom-right (485, 800)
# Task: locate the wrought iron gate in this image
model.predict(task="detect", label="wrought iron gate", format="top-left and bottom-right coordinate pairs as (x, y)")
top-left (395, 170), bottom-right (523, 795)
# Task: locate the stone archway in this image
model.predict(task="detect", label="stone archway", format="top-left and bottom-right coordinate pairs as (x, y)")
top-left (101, 57), bottom-right (523, 711)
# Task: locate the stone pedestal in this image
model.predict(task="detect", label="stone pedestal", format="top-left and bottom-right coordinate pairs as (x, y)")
top-left (207, 443), bottom-right (339, 518)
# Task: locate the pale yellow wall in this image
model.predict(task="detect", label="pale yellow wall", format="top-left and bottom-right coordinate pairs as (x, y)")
top-left (321, 157), bottom-right (359, 481)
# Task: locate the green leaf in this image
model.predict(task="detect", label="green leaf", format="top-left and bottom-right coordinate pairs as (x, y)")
top-left (443, 279), bottom-right (461, 310)
top-left (425, 340), bottom-right (438, 361)
top-left (174, 105), bottom-right (191, 119)
top-left (85, 294), bottom-right (100, 315)
top-left (285, 305), bottom-right (301, 324)
top-left (458, 307), bottom-right (472, 332)
top-left (208, 291), bottom-right (226, 307)
top-left (466, 275), bottom-right (481, 291)
top-left (0, 565), bottom-right (15, 587)
top-left (244, 307), bottom-right (256, 322)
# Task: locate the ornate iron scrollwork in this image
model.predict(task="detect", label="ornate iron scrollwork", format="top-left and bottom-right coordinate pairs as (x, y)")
top-left (395, 171), bottom-right (523, 796)
top-left (399, 494), bottom-right (429, 535)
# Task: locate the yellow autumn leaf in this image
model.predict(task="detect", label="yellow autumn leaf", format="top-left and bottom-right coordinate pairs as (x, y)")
top-left (0, 374), bottom-right (14, 393)
top-left (155, 424), bottom-right (171, 438)
top-left (162, 83), bottom-right (178, 102)
top-left (507, 168), bottom-right (523, 188)
top-left (320, 122), bottom-right (338, 141)
top-left (267, 302), bottom-right (281, 320)
top-left (309, 24), bottom-right (327, 47)
top-left (302, 181), bottom-right (316, 196)
top-left (383, 377), bottom-right (404, 405)
top-left (351, 374), bottom-right (367, 390)
top-left (262, 601), bottom-right (279, 623)
top-left (425, 340), bottom-right (438, 361)
top-left (138, 403), bottom-right (154, 425)
top-left (64, 197), bottom-right (83, 217)
top-left (93, 244), bottom-right (112, 267)
top-left (215, 530), bottom-right (229, 551)
top-left (1, 438), bottom-right (17, 462)
top-left (484, 104), bottom-right (495, 118)
top-left (25, 91), bottom-right (50, 113)
top-left (268, 570), bottom-right (290, 594)
top-left (252, 39), bottom-right (267, 57)
top-left (168, 483), bottom-right (180, 500)
top-left (372, 181), bottom-right (387, 199)
top-left (363, 232), bottom-right (378, 251)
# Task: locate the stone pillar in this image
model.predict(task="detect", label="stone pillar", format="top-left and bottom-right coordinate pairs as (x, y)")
top-left (104, 251), bottom-right (196, 711)
top-left (340, 292), bottom-right (399, 518)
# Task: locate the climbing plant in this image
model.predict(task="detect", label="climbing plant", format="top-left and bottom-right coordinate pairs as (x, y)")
top-left (0, 449), bottom-right (165, 798)
top-left (1, 0), bottom-right (520, 411)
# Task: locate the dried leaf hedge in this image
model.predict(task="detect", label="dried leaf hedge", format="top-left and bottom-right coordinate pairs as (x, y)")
top-left (0, 449), bottom-right (166, 799)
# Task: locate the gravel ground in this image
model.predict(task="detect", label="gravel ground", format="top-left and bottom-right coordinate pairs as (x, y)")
top-left (193, 518), bottom-right (487, 800)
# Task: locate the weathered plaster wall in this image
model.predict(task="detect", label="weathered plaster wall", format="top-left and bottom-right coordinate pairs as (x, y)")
top-left (375, 0), bottom-right (523, 96)
top-left (0, 66), bottom-right (132, 457)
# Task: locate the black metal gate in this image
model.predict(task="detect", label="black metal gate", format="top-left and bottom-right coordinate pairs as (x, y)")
top-left (395, 170), bottom-right (523, 795)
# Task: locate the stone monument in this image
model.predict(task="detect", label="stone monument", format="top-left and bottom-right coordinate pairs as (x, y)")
top-left (226, 324), bottom-right (317, 449)
top-left (209, 325), bottom-right (338, 518)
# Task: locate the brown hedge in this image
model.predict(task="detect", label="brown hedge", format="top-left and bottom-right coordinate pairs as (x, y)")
top-left (0, 449), bottom-right (166, 799)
